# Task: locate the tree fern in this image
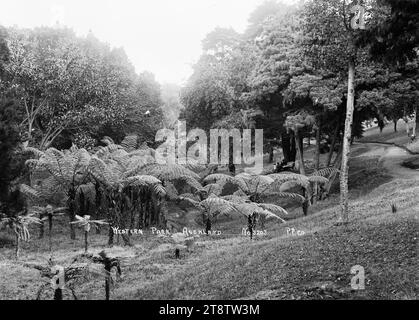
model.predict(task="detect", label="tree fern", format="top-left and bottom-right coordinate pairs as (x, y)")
top-left (311, 167), bottom-right (340, 178)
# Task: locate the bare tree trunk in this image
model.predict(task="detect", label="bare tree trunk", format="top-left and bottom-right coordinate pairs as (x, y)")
top-left (393, 119), bottom-right (398, 132)
top-left (313, 119), bottom-right (322, 203)
top-left (315, 120), bottom-right (321, 171)
top-left (68, 187), bottom-right (77, 240)
top-left (269, 144), bottom-right (274, 163)
top-left (84, 231), bottom-right (88, 253)
top-left (294, 130), bottom-right (306, 176)
top-left (108, 224), bottom-right (114, 247)
top-left (48, 215), bottom-right (53, 252)
top-left (54, 288), bottom-right (63, 300)
top-left (39, 220), bottom-right (44, 239)
top-left (323, 144), bottom-right (343, 199)
top-left (339, 57), bottom-right (355, 224)
top-left (15, 234), bottom-right (20, 259)
top-left (327, 121), bottom-right (340, 167)
top-left (295, 130), bottom-right (312, 209)
top-left (412, 107), bottom-right (417, 138)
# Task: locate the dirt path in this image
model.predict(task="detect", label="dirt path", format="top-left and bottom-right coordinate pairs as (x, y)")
top-left (352, 142), bottom-right (419, 180)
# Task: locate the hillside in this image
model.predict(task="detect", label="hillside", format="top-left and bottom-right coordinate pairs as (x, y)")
top-left (0, 139), bottom-right (417, 300)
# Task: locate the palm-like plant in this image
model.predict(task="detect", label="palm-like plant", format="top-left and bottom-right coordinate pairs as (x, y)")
top-left (204, 171), bottom-right (330, 217)
top-left (92, 251), bottom-right (122, 300)
top-left (30, 260), bottom-right (90, 300)
top-left (30, 205), bottom-right (67, 248)
top-left (266, 172), bottom-right (329, 215)
top-left (0, 212), bottom-right (41, 258)
top-left (87, 154), bottom-right (167, 245)
top-left (70, 215), bottom-right (109, 253)
top-left (177, 193), bottom-right (287, 234)
top-left (310, 167), bottom-right (340, 200)
top-left (24, 146), bottom-right (91, 239)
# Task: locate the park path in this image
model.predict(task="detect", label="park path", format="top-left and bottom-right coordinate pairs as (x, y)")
top-left (352, 142), bottom-right (419, 180)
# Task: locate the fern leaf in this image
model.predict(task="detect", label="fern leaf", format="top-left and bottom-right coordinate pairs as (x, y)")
top-left (204, 174), bottom-right (247, 192)
top-left (268, 192), bottom-right (305, 202)
top-left (308, 175), bottom-right (329, 185)
top-left (256, 203), bottom-right (288, 215)
top-left (311, 167), bottom-right (340, 178)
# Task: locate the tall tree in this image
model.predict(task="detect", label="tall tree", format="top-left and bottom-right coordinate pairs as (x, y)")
top-left (301, 0), bottom-right (367, 223)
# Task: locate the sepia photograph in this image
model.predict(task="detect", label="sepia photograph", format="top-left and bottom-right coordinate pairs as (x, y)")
top-left (0, 0), bottom-right (417, 310)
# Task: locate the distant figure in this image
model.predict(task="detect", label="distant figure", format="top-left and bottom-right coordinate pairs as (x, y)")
top-left (378, 118), bottom-right (385, 133)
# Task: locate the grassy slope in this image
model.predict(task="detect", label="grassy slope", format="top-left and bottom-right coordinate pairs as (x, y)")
top-left (0, 143), bottom-right (418, 300)
top-left (359, 119), bottom-right (419, 153)
top-left (125, 178), bottom-right (418, 300)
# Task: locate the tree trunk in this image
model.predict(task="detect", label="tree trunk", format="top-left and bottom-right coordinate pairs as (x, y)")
top-left (108, 224), bottom-right (114, 247)
top-left (339, 57), bottom-right (355, 224)
top-left (314, 120), bottom-right (321, 203)
top-left (269, 144), bottom-right (274, 163)
top-left (302, 191), bottom-right (309, 216)
top-left (39, 220), bottom-right (44, 239)
top-left (323, 144), bottom-right (343, 198)
top-left (54, 288), bottom-right (63, 300)
top-left (412, 107), bottom-right (417, 138)
top-left (281, 131), bottom-right (296, 163)
top-left (68, 187), bottom-right (77, 240)
top-left (327, 121), bottom-right (340, 167)
top-left (294, 130), bottom-right (306, 176)
top-left (48, 215), bottom-right (53, 252)
top-left (15, 234), bottom-right (20, 259)
top-left (315, 119), bottom-right (321, 170)
top-left (105, 266), bottom-right (111, 300)
top-left (393, 119), bottom-right (398, 132)
top-left (84, 231), bottom-right (88, 253)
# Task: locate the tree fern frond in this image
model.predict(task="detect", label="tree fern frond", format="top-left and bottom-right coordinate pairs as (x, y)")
top-left (25, 159), bottom-right (40, 170)
top-left (221, 195), bottom-right (249, 203)
top-left (177, 157), bottom-right (206, 172)
top-left (268, 173), bottom-right (309, 189)
top-left (164, 181), bottom-right (179, 199)
top-left (177, 176), bottom-right (203, 192)
top-left (19, 184), bottom-right (41, 200)
top-left (311, 167), bottom-right (340, 178)
top-left (153, 184), bottom-right (167, 198)
top-left (120, 135), bottom-right (139, 152)
top-left (101, 136), bottom-right (115, 146)
top-left (176, 195), bottom-right (201, 208)
top-left (256, 203), bottom-right (288, 216)
top-left (122, 175), bottom-right (162, 187)
top-left (200, 196), bottom-right (239, 216)
top-left (22, 147), bottom-right (45, 158)
top-left (204, 174), bottom-right (247, 192)
top-left (267, 192), bottom-right (305, 202)
top-left (178, 193), bottom-right (200, 201)
top-left (202, 183), bottom-right (223, 196)
top-left (307, 175), bottom-right (329, 185)
top-left (88, 156), bottom-right (119, 185)
top-left (140, 164), bottom-right (200, 181)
